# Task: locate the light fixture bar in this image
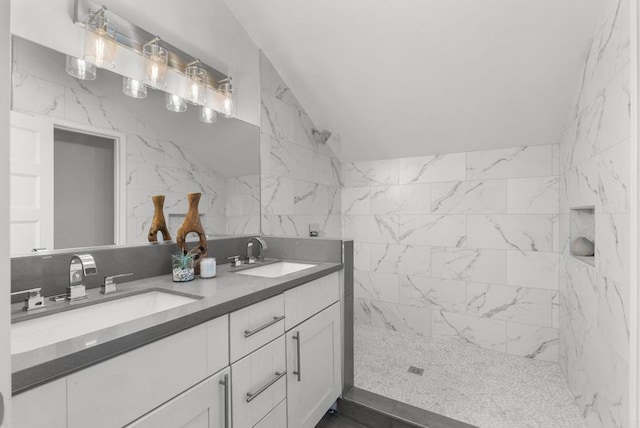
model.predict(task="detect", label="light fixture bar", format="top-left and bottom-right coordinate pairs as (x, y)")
top-left (74, 0), bottom-right (228, 89)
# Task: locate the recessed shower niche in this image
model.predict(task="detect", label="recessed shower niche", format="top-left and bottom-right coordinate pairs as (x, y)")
top-left (570, 206), bottom-right (595, 266)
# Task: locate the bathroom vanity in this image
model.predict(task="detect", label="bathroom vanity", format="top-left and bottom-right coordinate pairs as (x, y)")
top-left (10, 257), bottom-right (343, 428)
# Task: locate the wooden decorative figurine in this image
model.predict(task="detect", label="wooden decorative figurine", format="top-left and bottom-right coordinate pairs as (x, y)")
top-left (176, 192), bottom-right (208, 274)
top-left (148, 195), bottom-right (172, 242)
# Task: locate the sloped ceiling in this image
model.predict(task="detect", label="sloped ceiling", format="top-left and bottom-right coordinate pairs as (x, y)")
top-left (225, 0), bottom-right (603, 161)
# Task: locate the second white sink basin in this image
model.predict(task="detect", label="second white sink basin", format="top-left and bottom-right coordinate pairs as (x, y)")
top-left (11, 290), bottom-right (199, 354)
top-left (235, 261), bottom-right (316, 278)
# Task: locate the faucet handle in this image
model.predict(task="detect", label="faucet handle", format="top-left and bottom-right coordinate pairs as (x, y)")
top-left (11, 288), bottom-right (46, 311)
top-left (226, 255), bottom-right (242, 268)
top-left (101, 273), bottom-right (133, 295)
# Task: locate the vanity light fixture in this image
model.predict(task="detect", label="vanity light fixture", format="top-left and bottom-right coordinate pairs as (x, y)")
top-left (166, 93), bottom-right (187, 113)
top-left (65, 55), bottom-right (97, 80)
top-left (122, 77), bottom-right (147, 99)
top-left (83, 6), bottom-right (117, 69)
top-left (143, 37), bottom-right (168, 89)
top-left (218, 77), bottom-right (235, 118)
top-left (185, 60), bottom-right (207, 106)
top-left (199, 106), bottom-right (218, 124)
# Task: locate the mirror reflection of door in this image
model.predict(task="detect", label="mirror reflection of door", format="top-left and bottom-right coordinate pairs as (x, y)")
top-left (53, 128), bottom-right (115, 249)
top-left (10, 112), bottom-right (123, 255)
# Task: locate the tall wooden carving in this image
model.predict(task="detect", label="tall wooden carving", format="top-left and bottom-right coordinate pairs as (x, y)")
top-left (148, 195), bottom-right (172, 242)
top-left (176, 192), bottom-right (208, 274)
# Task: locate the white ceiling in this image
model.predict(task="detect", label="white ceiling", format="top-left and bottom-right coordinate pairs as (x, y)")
top-left (225, 0), bottom-right (603, 161)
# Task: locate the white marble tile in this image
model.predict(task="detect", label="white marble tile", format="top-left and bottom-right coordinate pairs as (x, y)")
top-left (595, 212), bottom-right (629, 285)
top-left (466, 214), bottom-right (554, 252)
top-left (561, 159), bottom-right (598, 213)
top-left (370, 244), bottom-right (430, 276)
top-left (65, 87), bottom-right (136, 134)
top-left (225, 195), bottom-right (243, 217)
top-left (354, 270), bottom-right (399, 303)
top-left (261, 214), bottom-right (300, 236)
top-left (343, 215), bottom-right (399, 244)
top-left (313, 152), bottom-right (341, 186)
top-left (431, 248), bottom-right (506, 284)
top-left (261, 176), bottom-right (294, 215)
top-left (226, 216), bottom-right (260, 235)
top-left (400, 276), bottom-right (467, 313)
top-left (466, 145), bottom-right (553, 180)
top-left (355, 299), bottom-right (430, 336)
top-left (294, 181), bottom-right (329, 215)
top-left (431, 180), bottom-right (506, 214)
top-left (597, 274), bottom-right (629, 362)
top-left (506, 323), bottom-right (558, 362)
top-left (467, 282), bottom-right (552, 327)
top-left (371, 184), bottom-right (430, 215)
top-left (597, 138), bottom-right (630, 213)
top-left (126, 134), bottom-right (166, 166)
top-left (260, 94), bottom-right (296, 142)
top-left (431, 311), bottom-right (506, 352)
top-left (343, 159), bottom-right (399, 187)
top-left (594, 66), bottom-right (631, 155)
top-left (12, 72), bottom-right (65, 118)
top-left (551, 291), bottom-right (559, 329)
top-left (398, 215), bottom-right (466, 247)
top-left (227, 175), bottom-right (260, 196)
top-left (506, 251), bottom-right (559, 290)
top-left (507, 176), bottom-right (559, 214)
top-left (269, 137), bottom-right (313, 181)
top-left (398, 153), bottom-right (466, 184)
top-left (354, 243), bottom-right (371, 271)
top-left (342, 187), bottom-right (370, 215)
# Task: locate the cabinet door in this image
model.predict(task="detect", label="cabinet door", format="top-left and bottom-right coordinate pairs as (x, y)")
top-left (286, 302), bottom-right (341, 428)
top-left (126, 368), bottom-right (231, 428)
top-left (253, 399), bottom-right (286, 428)
top-left (12, 378), bottom-right (66, 428)
top-left (284, 272), bottom-right (339, 330)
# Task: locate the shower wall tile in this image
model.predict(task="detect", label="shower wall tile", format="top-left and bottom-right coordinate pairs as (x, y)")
top-left (261, 94), bottom-right (296, 142)
top-left (12, 72), bottom-right (65, 118)
top-left (466, 145), bottom-right (553, 180)
top-left (354, 270), bottom-right (399, 303)
top-left (431, 248), bottom-right (506, 284)
top-left (506, 251), bottom-right (559, 290)
top-left (269, 137), bottom-right (313, 181)
top-left (342, 187), bottom-right (371, 215)
top-left (294, 182), bottom-right (330, 215)
top-left (466, 214), bottom-right (554, 252)
top-left (399, 276), bottom-right (467, 313)
top-left (398, 153), bottom-right (466, 184)
top-left (370, 244), bottom-right (430, 276)
top-left (431, 180), bottom-right (506, 214)
top-left (370, 184), bottom-right (430, 215)
top-left (597, 139), bottom-right (630, 213)
top-left (595, 212), bottom-right (629, 285)
top-left (354, 243), bottom-right (371, 271)
top-left (398, 215), bottom-right (466, 247)
top-left (261, 175), bottom-right (294, 215)
top-left (431, 311), bottom-right (507, 352)
top-left (507, 176), bottom-right (560, 214)
top-left (343, 159), bottom-right (399, 187)
top-left (355, 298), bottom-right (430, 336)
top-left (343, 215), bottom-right (399, 244)
top-left (506, 323), bottom-right (559, 362)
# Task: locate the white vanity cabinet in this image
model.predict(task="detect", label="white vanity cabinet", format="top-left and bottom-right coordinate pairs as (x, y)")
top-left (125, 368), bottom-right (231, 428)
top-left (12, 378), bottom-right (67, 428)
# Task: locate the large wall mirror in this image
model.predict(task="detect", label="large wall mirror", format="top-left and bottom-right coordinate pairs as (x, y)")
top-left (10, 37), bottom-right (260, 256)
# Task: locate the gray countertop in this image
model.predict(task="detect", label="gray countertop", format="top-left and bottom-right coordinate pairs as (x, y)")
top-left (11, 259), bottom-right (342, 395)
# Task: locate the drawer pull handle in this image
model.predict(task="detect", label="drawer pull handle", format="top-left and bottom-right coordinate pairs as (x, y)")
top-left (219, 374), bottom-right (230, 428)
top-left (244, 315), bottom-right (285, 338)
top-left (246, 371), bottom-right (287, 403)
top-left (293, 331), bottom-right (302, 382)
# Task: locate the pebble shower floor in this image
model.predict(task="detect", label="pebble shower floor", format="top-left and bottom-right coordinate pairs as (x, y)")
top-left (354, 324), bottom-right (586, 428)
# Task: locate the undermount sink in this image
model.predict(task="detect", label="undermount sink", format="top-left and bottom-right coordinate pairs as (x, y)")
top-left (11, 290), bottom-right (199, 354)
top-left (234, 261), bottom-right (316, 278)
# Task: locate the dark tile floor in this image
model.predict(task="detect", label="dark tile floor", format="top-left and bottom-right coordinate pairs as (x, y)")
top-left (316, 412), bottom-right (370, 428)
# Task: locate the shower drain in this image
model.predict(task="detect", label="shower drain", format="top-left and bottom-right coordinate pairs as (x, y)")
top-left (408, 366), bottom-right (424, 376)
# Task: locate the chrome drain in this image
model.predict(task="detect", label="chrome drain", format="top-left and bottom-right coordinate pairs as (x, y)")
top-left (408, 366), bottom-right (424, 376)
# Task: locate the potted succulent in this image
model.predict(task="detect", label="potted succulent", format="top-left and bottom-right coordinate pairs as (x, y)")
top-left (172, 248), bottom-right (196, 282)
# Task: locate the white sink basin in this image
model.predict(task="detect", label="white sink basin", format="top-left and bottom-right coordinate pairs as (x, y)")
top-left (235, 261), bottom-right (316, 278)
top-left (11, 290), bottom-right (198, 354)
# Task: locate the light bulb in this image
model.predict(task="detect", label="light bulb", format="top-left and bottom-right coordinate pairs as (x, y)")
top-left (65, 55), bottom-right (97, 80)
top-left (199, 106), bottom-right (217, 124)
top-left (122, 77), bottom-right (147, 99)
top-left (166, 93), bottom-right (187, 113)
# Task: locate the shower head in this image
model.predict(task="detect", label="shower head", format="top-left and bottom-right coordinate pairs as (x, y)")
top-left (311, 128), bottom-right (332, 144)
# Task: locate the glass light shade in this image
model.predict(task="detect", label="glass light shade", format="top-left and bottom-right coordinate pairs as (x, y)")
top-left (166, 93), bottom-right (187, 113)
top-left (84, 14), bottom-right (117, 69)
top-left (122, 77), bottom-right (147, 99)
top-left (143, 41), bottom-right (168, 89)
top-left (65, 55), bottom-right (97, 80)
top-left (218, 80), bottom-right (234, 118)
top-left (199, 106), bottom-right (217, 124)
top-left (185, 63), bottom-right (207, 105)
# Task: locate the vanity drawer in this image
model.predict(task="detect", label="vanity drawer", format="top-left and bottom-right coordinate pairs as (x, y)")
top-left (232, 336), bottom-right (286, 428)
top-left (284, 271), bottom-right (339, 330)
top-left (229, 294), bottom-right (285, 362)
top-left (67, 316), bottom-right (228, 428)
top-left (254, 399), bottom-right (287, 428)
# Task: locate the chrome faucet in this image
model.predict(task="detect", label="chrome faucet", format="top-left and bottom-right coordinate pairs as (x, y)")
top-left (68, 254), bottom-right (97, 301)
top-left (246, 237), bottom-right (267, 263)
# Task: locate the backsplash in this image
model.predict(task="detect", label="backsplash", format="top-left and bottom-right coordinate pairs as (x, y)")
top-left (11, 37), bottom-right (259, 245)
top-left (557, 0), bottom-right (631, 426)
top-left (259, 52), bottom-right (343, 238)
top-left (343, 145), bottom-right (560, 362)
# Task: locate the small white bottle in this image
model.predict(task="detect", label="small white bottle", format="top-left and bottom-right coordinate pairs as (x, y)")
top-left (200, 257), bottom-right (217, 278)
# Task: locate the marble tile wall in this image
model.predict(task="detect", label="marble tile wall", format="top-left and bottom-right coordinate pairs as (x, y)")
top-left (259, 53), bottom-right (342, 238)
top-left (557, 0), bottom-right (632, 427)
top-left (344, 145), bottom-right (560, 362)
top-left (11, 38), bottom-right (260, 244)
